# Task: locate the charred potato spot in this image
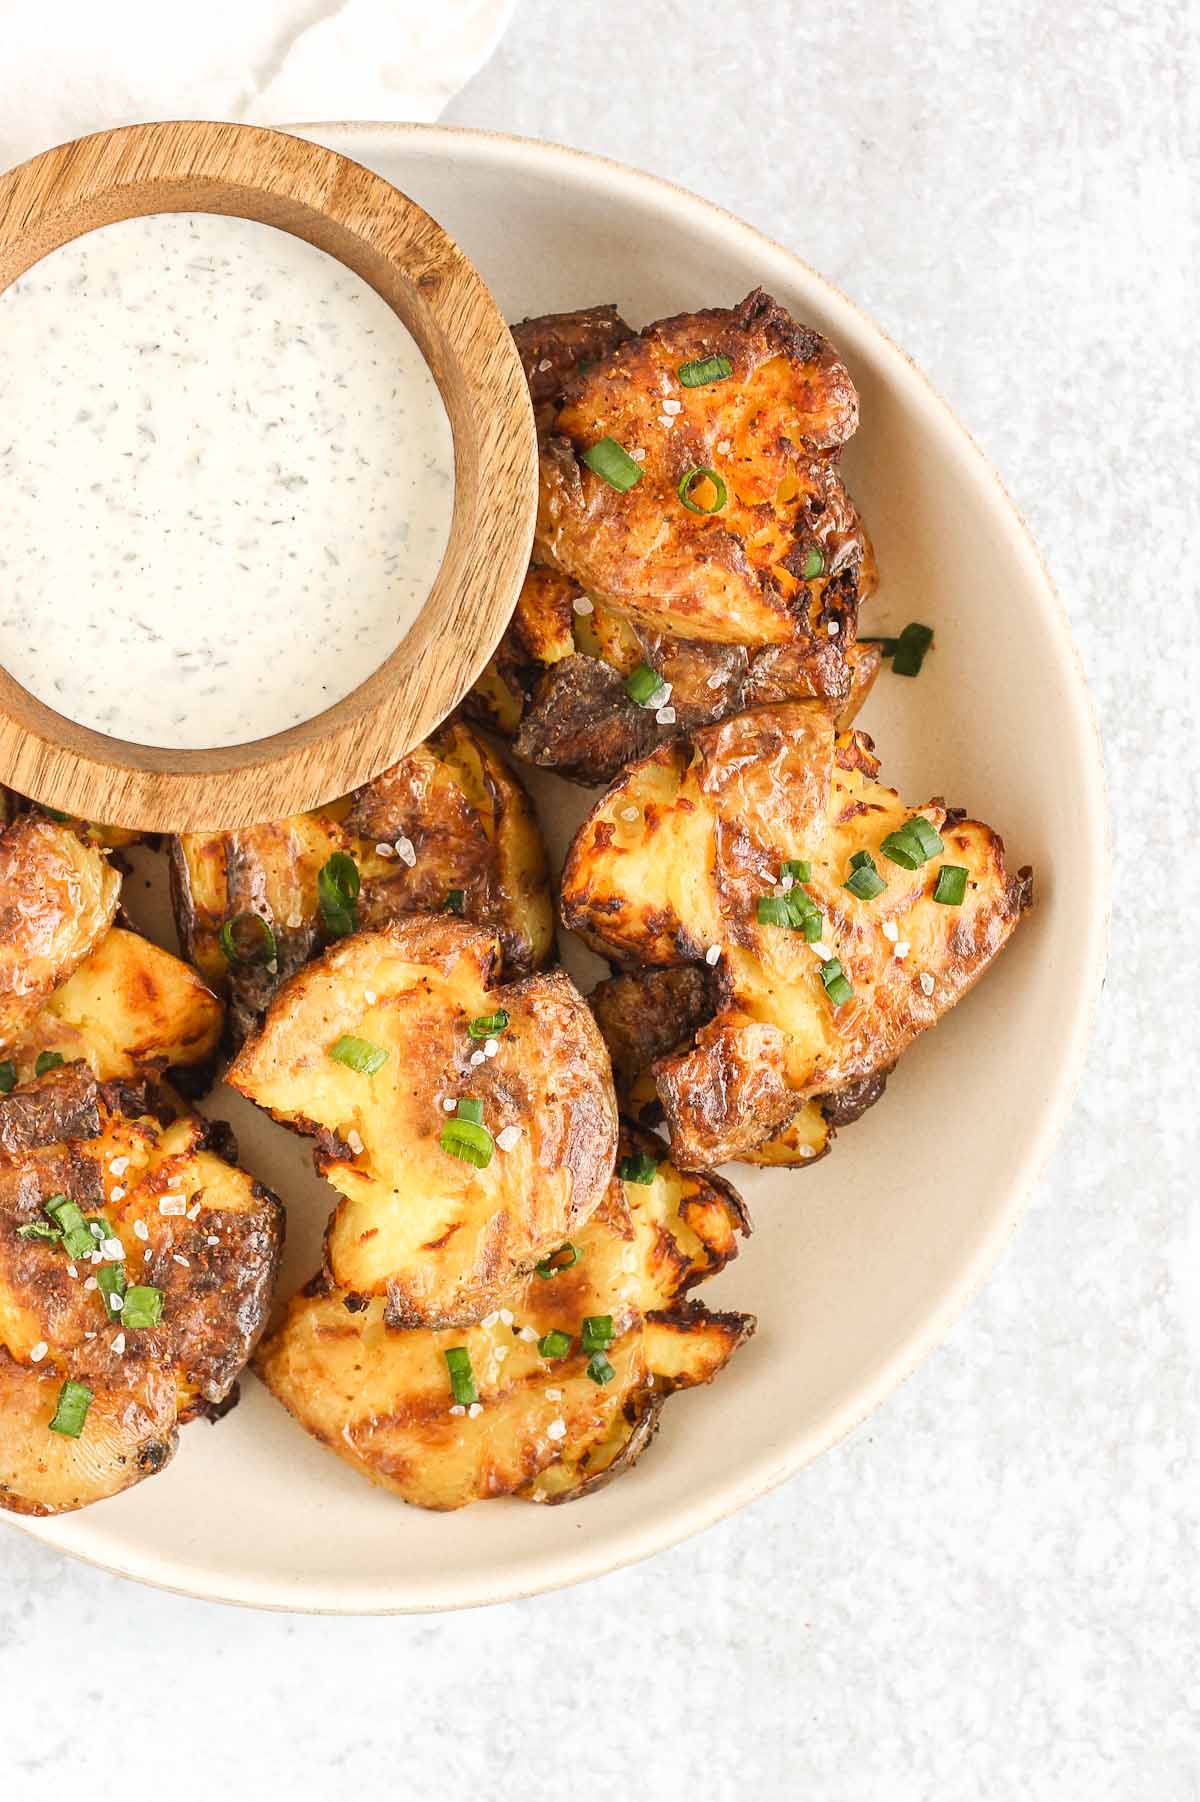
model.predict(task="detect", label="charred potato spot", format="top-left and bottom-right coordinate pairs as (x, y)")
top-left (562, 702), bottom-right (1029, 1169)
top-left (170, 720), bottom-right (553, 1048)
top-left (255, 1125), bottom-right (752, 1510)
top-left (228, 916), bottom-right (618, 1328)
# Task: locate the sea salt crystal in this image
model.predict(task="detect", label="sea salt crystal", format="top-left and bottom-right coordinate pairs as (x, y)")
top-left (206, 1235), bottom-right (220, 1246)
top-left (111, 1333), bottom-right (126, 1354)
top-left (920, 971), bottom-right (936, 997)
top-left (812, 941), bottom-right (834, 962)
top-left (655, 705), bottom-right (676, 725)
top-left (442, 1097), bottom-right (457, 1112)
top-left (661, 398), bottom-right (683, 416)
top-left (893, 941), bottom-right (910, 961)
top-left (109, 1156), bottom-right (129, 1176)
top-left (630, 447), bottom-right (647, 462)
top-left (483, 1039), bottom-right (499, 1058)
top-left (375, 841), bottom-right (395, 858)
top-left (395, 836), bottom-right (417, 867)
top-left (467, 1401), bottom-right (483, 1419)
top-left (547, 1419), bottom-right (567, 1441)
top-left (133, 1220), bottom-right (149, 1241)
top-left (346, 1129), bottom-right (364, 1155)
top-left (827, 620), bottom-right (840, 636)
top-left (882, 920), bottom-right (899, 943)
top-left (159, 1196), bottom-right (186, 1217)
top-left (100, 1237), bottom-right (124, 1261)
top-left (364, 990), bottom-right (377, 1005)
top-left (29, 1340), bottom-right (47, 1363)
top-left (545, 1388), bottom-right (562, 1402)
top-left (705, 945), bottom-right (722, 966)
top-left (499, 1309), bottom-right (514, 1326)
top-left (469, 1049), bottom-right (486, 1068)
top-left (537, 358), bottom-right (552, 372)
top-left (620, 806), bottom-right (640, 822)
top-left (572, 595), bottom-right (594, 615)
top-left (449, 1403), bottom-right (465, 1416)
top-left (173, 1253), bottom-right (190, 1268)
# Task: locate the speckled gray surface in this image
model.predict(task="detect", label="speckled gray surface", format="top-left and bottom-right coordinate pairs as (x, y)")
top-left (2, 2), bottom-right (1197, 1795)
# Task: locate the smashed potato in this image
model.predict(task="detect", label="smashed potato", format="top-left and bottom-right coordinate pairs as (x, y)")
top-left (256, 1126), bottom-right (753, 1509)
top-left (563, 703), bottom-right (1030, 1168)
top-left (171, 719), bottom-right (553, 1047)
top-left (228, 916), bottom-right (618, 1327)
top-left (0, 816), bottom-right (120, 1048)
top-left (0, 1067), bottom-right (282, 1514)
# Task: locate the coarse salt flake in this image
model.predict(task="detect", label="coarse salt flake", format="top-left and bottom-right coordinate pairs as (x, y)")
top-left (100, 1237), bottom-right (124, 1261)
top-left (798, 1145), bottom-right (816, 1160)
top-left (449, 1403), bottom-right (465, 1416)
top-left (172, 1253), bottom-right (190, 1268)
top-left (706, 668), bottom-right (729, 688)
top-left (346, 1129), bottom-right (364, 1155)
top-left (656, 705), bottom-right (676, 725)
top-left (537, 358), bottom-right (552, 372)
top-left (83, 1276), bottom-right (98, 1291)
top-left (29, 1340), bottom-right (47, 1363)
top-left (496, 1124), bottom-right (522, 1153)
top-left (364, 990), bottom-right (377, 1005)
top-left (781, 873), bottom-right (795, 892)
top-left (395, 836), bottom-right (417, 867)
top-left (133, 1220), bottom-right (149, 1241)
top-left (494, 1345), bottom-right (509, 1363)
top-left (111, 1333), bottom-right (125, 1354)
top-left (827, 620), bottom-right (840, 636)
top-left (572, 595), bottom-right (594, 615)
top-left (630, 447), bottom-right (647, 462)
top-left (705, 945), bottom-right (722, 966)
top-left (66, 1263), bottom-right (78, 1278)
top-left (206, 1234), bottom-right (219, 1246)
top-left (481, 1311), bottom-right (501, 1330)
top-left (547, 1418), bottom-right (567, 1441)
top-left (499, 1309), bottom-right (514, 1326)
top-left (469, 1049), bottom-right (486, 1068)
top-left (375, 841), bottom-right (395, 858)
top-left (920, 971), bottom-right (936, 997)
top-left (467, 1401), bottom-right (483, 1419)
top-left (187, 1202), bottom-right (201, 1220)
top-left (159, 1196), bottom-right (186, 1216)
top-left (143, 1249), bottom-right (152, 1263)
top-left (661, 398), bottom-right (683, 416)
top-left (882, 920), bottom-right (899, 942)
top-left (519, 1325), bottom-right (538, 1342)
top-left (893, 941), bottom-right (910, 961)
top-left (621, 805), bottom-right (640, 822)
top-left (545, 1388), bottom-right (562, 1401)
top-left (109, 1156), bottom-right (129, 1176)
top-left (717, 438), bottom-right (732, 454)
top-left (812, 941), bottom-right (834, 962)
top-left (483, 1039), bottom-right (499, 1058)
top-left (657, 414), bottom-right (675, 430)
top-left (109, 1292), bottom-right (124, 1310)
top-left (442, 1097), bottom-right (457, 1112)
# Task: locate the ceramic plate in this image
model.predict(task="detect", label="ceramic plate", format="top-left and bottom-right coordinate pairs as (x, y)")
top-left (5, 125), bottom-right (1107, 1611)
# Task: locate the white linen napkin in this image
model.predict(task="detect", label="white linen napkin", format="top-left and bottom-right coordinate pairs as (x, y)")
top-left (0, 0), bottom-right (517, 172)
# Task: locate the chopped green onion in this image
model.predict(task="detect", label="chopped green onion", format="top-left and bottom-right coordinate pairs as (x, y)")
top-left (44, 1195), bottom-right (95, 1259)
top-left (757, 895), bottom-right (794, 928)
top-left (933, 864), bottom-right (969, 906)
top-left (881, 817), bottom-right (945, 870)
top-left (317, 852), bottom-right (360, 938)
top-left (580, 1315), bottom-right (614, 1354)
top-left (443, 889), bottom-right (466, 915)
top-left (677, 353), bottom-right (733, 387)
top-left (121, 1285), bottom-right (164, 1330)
top-left (444, 1346), bottom-right (478, 1407)
top-left (781, 858), bottom-right (811, 882)
top-left (34, 1051), bottom-right (64, 1077)
top-left (537, 1329), bottom-right (572, 1359)
top-left (41, 806), bottom-right (71, 822)
top-left (17, 1220), bottom-right (62, 1243)
top-left (455, 1097), bottom-right (484, 1126)
top-left (0, 1061), bottom-right (16, 1093)
top-left (587, 1352), bottom-right (616, 1386)
top-left (219, 911), bottom-right (277, 966)
top-left (801, 548), bottom-right (825, 580)
top-left (439, 1118), bottom-right (494, 1169)
top-left (48, 1379), bottom-right (93, 1438)
top-left (535, 1242), bottom-right (579, 1280)
top-left (96, 1262), bottom-right (127, 1321)
top-left (678, 466), bottom-right (728, 515)
top-left (327, 1035), bottom-right (388, 1075)
top-left (891, 622), bottom-right (934, 677)
top-left (618, 1151), bottom-right (658, 1185)
top-left (467, 1010), bottom-right (509, 1041)
top-left (624, 663), bottom-right (663, 706)
top-left (758, 887), bottom-right (824, 940)
top-left (844, 859), bottom-right (887, 900)
top-left (819, 958), bottom-right (855, 1007)
top-left (582, 437), bottom-right (644, 493)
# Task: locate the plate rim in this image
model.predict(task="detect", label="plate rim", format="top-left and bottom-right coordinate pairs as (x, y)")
top-left (4, 121), bottom-right (1111, 1613)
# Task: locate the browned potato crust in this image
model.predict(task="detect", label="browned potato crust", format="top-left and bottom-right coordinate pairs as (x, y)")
top-left (255, 1125), bottom-right (753, 1510)
top-left (511, 304), bottom-right (634, 433)
top-left (170, 719), bottom-right (553, 1047)
top-left (562, 703), bottom-right (1030, 1167)
top-left (228, 915), bottom-right (618, 1327)
top-left (0, 818), bottom-right (120, 1050)
top-left (0, 1069), bottom-right (283, 1515)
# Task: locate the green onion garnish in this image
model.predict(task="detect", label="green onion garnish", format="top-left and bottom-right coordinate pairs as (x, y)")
top-left (444, 1346), bottom-right (478, 1407)
top-left (35, 1051), bottom-right (64, 1077)
top-left (41, 807), bottom-right (71, 822)
top-left (121, 1285), bottom-right (164, 1330)
top-left (537, 1329), bottom-right (572, 1359)
top-left (317, 852), bottom-right (360, 938)
top-left (819, 958), bottom-right (855, 1007)
top-left (96, 1261), bottom-right (127, 1321)
top-left (467, 1010), bottom-right (509, 1041)
top-left (618, 1151), bottom-right (658, 1185)
top-left (677, 466), bottom-right (728, 515)
top-left (756, 895), bottom-right (793, 928)
top-left (587, 1353), bottom-right (616, 1386)
top-left (17, 1220), bottom-right (62, 1243)
top-left (583, 437), bottom-right (644, 493)
top-left (48, 1379), bottom-right (93, 1438)
top-left (0, 1061), bottom-right (16, 1093)
top-left (843, 853), bottom-right (887, 900)
top-left (535, 1243), bottom-right (579, 1280)
top-left (865, 622), bottom-right (934, 676)
top-left (219, 911), bottom-right (277, 966)
top-left (801, 548), bottom-right (825, 580)
top-left (880, 817), bottom-right (945, 870)
top-left (757, 887), bottom-right (824, 940)
top-left (443, 889), bottom-right (466, 915)
top-left (455, 1098), bottom-right (484, 1125)
top-left (677, 353), bottom-right (733, 387)
top-left (580, 1315), bottom-right (614, 1354)
top-left (439, 1116), bottom-right (494, 1169)
top-left (624, 663), bottom-right (663, 706)
top-left (933, 865), bottom-right (968, 906)
top-left (781, 859), bottom-right (811, 882)
top-left (327, 1035), bottom-right (388, 1075)
top-left (44, 1195), bottom-right (96, 1259)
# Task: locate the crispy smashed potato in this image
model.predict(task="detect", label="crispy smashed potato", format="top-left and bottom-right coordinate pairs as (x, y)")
top-left (536, 290), bottom-right (874, 683)
top-left (228, 916), bottom-right (618, 1327)
top-left (256, 1125), bottom-right (753, 1509)
top-left (512, 304), bottom-right (634, 434)
top-left (563, 703), bottom-right (1030, 1167)
top-left (0, 817), bottom-right (120, 1049)
top-left (171, 719), bottom-right (553, 1047)
top-left (0, 1067), bottom-right (282, 1514)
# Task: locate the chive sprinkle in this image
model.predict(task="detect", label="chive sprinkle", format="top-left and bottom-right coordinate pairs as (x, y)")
top-left (35, 1051), bottom-right (64, 1077)
top-left (219, 912), bottom-right (277, 966)
top-left (580, 1315), bottom-right (614, 1354)
top-left (17, 1220), bottom-right (62, 1243)
top-left (819, 958), bottom-right (855, 1007)
top-left (455, 1098), bottom-right (484, 1125)
top-left (619, 1151), bottom-right (658, 1185)
top-left (757, 886), bottom-right (824, 941)
top-left (327, 1035), bottom-right (388, 1075)
top-left (843, 852), bottom-right (887, 900)
top-left (121, 1285), bottom-right (164, 1330)
top-left (443, 889), bottom-right (466, 915)
top-left (587, 1352), bottom-right (616, 1386)
top-left (781, 859), bottom-right (811, 882)
top-left (44, 1195), bottom-right (96, 1259)
top-left (678, 466), bottom-right (728, 515)
top-left (624, 663), bottom-right (664, 706)
top-left (439, 1113), bottom-right (494, 1169)
top-left (444, 1346), bottom-right (478, 1407)
top-left (801, 548), bottom-right (825, 580)
top-left (317, 853), bottom-right (360, 938)
top-left (96, 1262), bottom-right (127, 1322)
top-left (677, 353), bottom-right (733, 387)
top-left (48, 1379), bottom-right (93, 1438)
top-left (0, 1061), bottom-right (16, 1093)
top-left (467, 1010), bottom-right (509, 1040)
top-left (535, 1242), bottom-right (580, 1280)
top-left (583, 437), bottom-right (644, 493)
top-left (933, 865), bottom-right (969, 906)
top-left (537, 1329), bottom-right (572, 1359)
top-left (880, 817), bottom-right (945, 870)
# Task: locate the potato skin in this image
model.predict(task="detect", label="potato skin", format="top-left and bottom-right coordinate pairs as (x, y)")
top-left (170, 720), bottom-right (553, 1048)
top-left (228, 915), bottom-right (619, 1327)
top-left (0, 1069), bottom-right (283, 1515)
top-left (255, 1125), bottom-right (753, 1510)
top-left (0, 817), bottom-right (120, 1050)
top-left (511, 304), bottom-right (634, 433)
top-left (563, 702), bottom-right (1030, 1167)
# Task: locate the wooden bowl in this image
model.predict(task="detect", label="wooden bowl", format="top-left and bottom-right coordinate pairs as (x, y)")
top-left (0, 121), bottom-right (537, 831)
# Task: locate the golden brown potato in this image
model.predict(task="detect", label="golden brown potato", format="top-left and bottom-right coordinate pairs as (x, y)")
top-left (255, 1125), bottom-right (753, 1509)
top-left (0, 1067), bottom-right (283, 1515)
top-left (0, 817), bottom-right (120, 1050)
top-left (170, 719), bottom-right (553, 1047)
top-left (536, 290), bottom-right (874, 687)
top-left (512, 304), bottom-right (634, 434)
top-left (562, 703), bottom-right (1030, 1167)
top-left (228, 916), bottom-right (618, 1327)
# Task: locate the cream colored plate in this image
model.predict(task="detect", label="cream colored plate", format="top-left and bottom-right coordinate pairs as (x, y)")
top-left (4, 126), bottom-right (1108, 1611)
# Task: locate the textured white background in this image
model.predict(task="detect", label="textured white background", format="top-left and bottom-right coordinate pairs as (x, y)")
top-left (2, 2), bottom-right (1198, 1796)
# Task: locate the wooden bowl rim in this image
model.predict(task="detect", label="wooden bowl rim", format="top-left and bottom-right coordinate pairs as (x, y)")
top-left (0, 120), bottom-right (537, 830)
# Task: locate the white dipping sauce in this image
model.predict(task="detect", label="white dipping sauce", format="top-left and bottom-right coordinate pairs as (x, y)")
top-left (0, 214), bottom-right (454, 748)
